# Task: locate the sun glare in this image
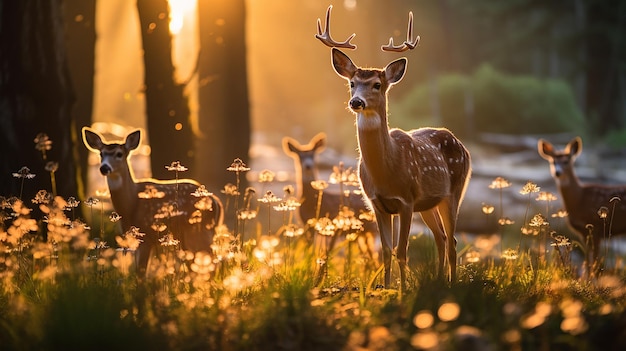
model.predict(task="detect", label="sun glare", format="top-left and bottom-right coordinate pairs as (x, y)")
top-left (169, 0), bottom-right (196, 35)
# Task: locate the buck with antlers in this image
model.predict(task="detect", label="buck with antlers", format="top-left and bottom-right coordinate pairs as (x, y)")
top-left (282, 132), bottom-right (378, 259)
top-left (538, 137), bottom-right (626, 267)
top-left (316, 6), bottom-right (471, 289)
top-left (82, 127), bottom-right (223, 275)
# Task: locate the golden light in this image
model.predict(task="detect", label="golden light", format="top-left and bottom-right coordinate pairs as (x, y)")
top-left (413, 310), bottom-right (434, 329)
top-left (168, 0), bottom-right (196, 35)
top-left (437, 302), bottom-right (461, 322)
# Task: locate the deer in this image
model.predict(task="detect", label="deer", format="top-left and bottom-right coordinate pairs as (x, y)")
top-left (282, 132), bottom-right (379, 262)
top-left (82, 127), bottom-right (224, 275)
top-left (315, 5), bottom-right (471, 289)
top-left (538, 136), bottom-right (626, 269)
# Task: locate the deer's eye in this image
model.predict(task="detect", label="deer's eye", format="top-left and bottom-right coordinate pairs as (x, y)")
top-left (350, 81), bottom-right (354, 88)
top-left (115, 151), bottom-right (124, 158)
top-left (373, 82), bottom-right (382, 90)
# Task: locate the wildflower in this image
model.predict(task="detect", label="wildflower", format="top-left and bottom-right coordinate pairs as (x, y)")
top-left (189, 210), bottom-right (202, 224)
top-left (283, 224), bottom-right (304, 238)
top-left (154, 203), bottom-right (184, 219)
top-left (536, 191), bottom-right (557, 202)
top-left (190, 251), bottom-right (215, 275)
top-left (257, 190), bottom-right (281, 204)
top-left (151, 221), bottom-right (167, 233)
top-left (465, 249), bottom-right (480, 263)
top-left (95, 189), bottom-right (110, 198)
top-left (315, 217), bottom-right (335, 236)
top-left (597, 206), bottom-right (608, 219)
top-left (115, 226), bottom-right (145, 251)
top-left (489, 176), bottom-right (511, 189)
top-left (44, 161), bottom-right (58, 173)
top-left (274, 198), bottom-right (300, 212)
top-left (529, 213), bottom-right (549, 227)
top-left (34, 133), bottom-right (53, 157)
top-left (258, 169), bottom-right (275, 183)
top-left (333, 207), bottom-right (363, 232)
top-left (329, 162), bottom-right (359, 186)
top-left (165, 161), bottom-right (188, 172)
top-left (65, 197), bottom-right (80, 210)
top-left (11, 199), bottom-right (32, 217)
top-left (109, 212), bottom-right (122, 222)
top-left (521, 226), bottom-right (540, 236)
top-left (191, 185), bottom-right (212, 197)
top-left (159, 233), bottom-right (180, 247)
top-left (310, 180), bottom-right (328, 191)
top-left (359, 211), bottom-right (376, 222)
top-left (520, 181), bottom-right (540, 195)
top-left (85, 197), bottom-right (99, 207)
top-left (238, 209), bottom-right (257, 220)
top-left (283, 185), bottom-right (294, 196)
top-left (481, 203), bottom-right (495, 215)
top-left (138, 185), bottom-right (165, 199)
top-left (12, 166), bottom-right (35, 179)
top-left (498, 217), bottom-right (514, 225)
top-left (221, 183), bottom-right (240, 197)
top-left (551, 209), bottom-right (568, 218)
top-left (127, 226), bottom-right (145, 238)
top-left (194, 197), bottom-right (214, 211)
top-left (31, 190), bottom-right (52, 204)
top-left (550, 233), bottom-right (571, 247)
top-left (501, 248), bottom-right (518, 260)
top-left (93, 238), bottom-right (109, 250)
top-left (227, 158), bottom-right (250, 173)
top-left (0, 196), bottom-right (11, 209)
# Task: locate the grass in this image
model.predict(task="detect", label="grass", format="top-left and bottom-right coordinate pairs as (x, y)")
top-left (1, 157), bottom-right (626, 350)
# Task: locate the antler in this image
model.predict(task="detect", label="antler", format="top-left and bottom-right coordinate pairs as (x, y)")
top-left (381, 11), bottom-right (420, 52)
top-left (315, 5), bottom-right (356, 49)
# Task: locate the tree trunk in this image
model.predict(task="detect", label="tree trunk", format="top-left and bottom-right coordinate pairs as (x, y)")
top-left (137, 0), bottom-right (195, 180)
top-left (197, 0), bottom-right (251, 192)
top-left (0, 0), bottom-right (77, 201)
top-left (63, 0), bottom-right (96, 202)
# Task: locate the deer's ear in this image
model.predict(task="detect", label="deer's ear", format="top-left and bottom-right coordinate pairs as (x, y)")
top-left (125, 130), bottom-right (141, 151)
top-left (332, 48), bottom-right (357, 79)
top-left (384, 58), bottom-right (407, 86)
top-left (537, 139), bottom-right (554, 159)
top-left (311, 133), bottom-right (326, 153)
top-left (282, 137), bottom-right (299, 155)
top-left (82, 127), bottom-right (104, 151)
top-left (566, 137), bottom-right (583, 158)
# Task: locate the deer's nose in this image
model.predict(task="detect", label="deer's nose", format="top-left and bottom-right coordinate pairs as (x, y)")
top-left (349, 97), bottom-right (365, 110)
top-left (99, 164), bottom-right (112, 175)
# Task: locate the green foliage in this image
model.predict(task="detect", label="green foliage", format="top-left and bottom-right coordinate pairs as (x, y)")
top-left (395, 65), bottom-right (586, 138)
top-left (605, 128), bottom-right (626, 148)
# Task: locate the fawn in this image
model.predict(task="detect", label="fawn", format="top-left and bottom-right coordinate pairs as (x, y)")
top-left (82, 127), bottom-right (223, 275)
top-left (282, 132), bottom-right (379, 261)
top-left (538, 136), bottom-right (626, 267)
top-left (316, 6), bottom-right (471, 289)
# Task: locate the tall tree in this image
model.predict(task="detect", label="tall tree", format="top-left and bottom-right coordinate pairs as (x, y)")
top-left (0, 0), bottom-right (77, 200)
top-left (137, 0), bottom-right (195, 179)
top-left (197, 0), bottom-right (251, 191)
top-left (63, 0), bottom-right (96, 201)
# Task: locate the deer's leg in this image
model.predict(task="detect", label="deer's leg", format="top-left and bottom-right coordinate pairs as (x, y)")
top-left (436, 198), bottom-right (458, 282)
top-left (419, 209), bottom-right (446, 279)
top-left (374, 208), bottom-right (393, 288)
top-left (396, 207), bottom-right (413, 292)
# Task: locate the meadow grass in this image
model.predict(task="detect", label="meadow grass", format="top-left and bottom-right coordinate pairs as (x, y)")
top-left (1, 161), bottom-right (626, 350)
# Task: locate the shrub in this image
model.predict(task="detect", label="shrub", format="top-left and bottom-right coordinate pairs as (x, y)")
top-left (394, 64), bottom-right (586, 138)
